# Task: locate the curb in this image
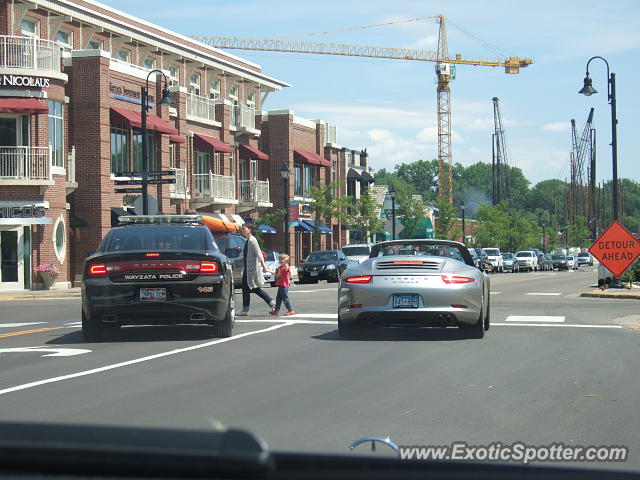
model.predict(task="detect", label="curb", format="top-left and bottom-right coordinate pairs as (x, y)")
top-left (0, 294), bottom-right (81, 301)
top-left (580, 290), bottom-right (640, 300)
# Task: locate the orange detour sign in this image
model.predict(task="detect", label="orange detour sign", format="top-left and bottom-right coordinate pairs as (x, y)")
top-left (588, 221), bottom-right (640, 278)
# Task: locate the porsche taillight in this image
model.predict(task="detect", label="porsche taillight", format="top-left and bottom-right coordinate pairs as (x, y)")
top-left (344, 275), bottom-right (372, 284)
top-left (441, 275), bottom-right (475, 284)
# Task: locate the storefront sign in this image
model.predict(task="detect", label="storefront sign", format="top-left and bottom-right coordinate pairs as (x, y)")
top-left (1, 74), bottom-right (50, 88)
top-left (109, 83), bottom-right (155, 103)
top-left (0, 204), bottom-right (46, 218)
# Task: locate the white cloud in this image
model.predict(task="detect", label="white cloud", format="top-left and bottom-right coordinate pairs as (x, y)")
top-left (543, 122), bottom-right (571, 132)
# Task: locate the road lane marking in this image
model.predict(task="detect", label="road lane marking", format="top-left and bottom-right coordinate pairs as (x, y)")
top-left (493, 323), bottom-right (622, 329)
top-left (506, 316), bottom-right (565, 323)
top-left (286, 313), bottom-right (338, 319)
top-left (64, 322), bottom-right (82, 327)
top-left (0, 322), bottom-right (292, 397)
top-left (0, 347), bottom-right (91, 357)
top-left (237, 319), bottom-right (336, 325)
top-left (525, 292), bottom-right (562, 296)
top-left (490, 292), bottom-right (502, 295)
top-left (0, 327), bottom-right (58, 338)
top-left (289, 288), bottom-right (338, 293)
top-left (0, 322), bottom-right (47, 328)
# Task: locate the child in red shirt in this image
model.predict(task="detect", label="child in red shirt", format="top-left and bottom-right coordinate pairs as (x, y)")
top-left (270, 253), bottom-right (295, 316)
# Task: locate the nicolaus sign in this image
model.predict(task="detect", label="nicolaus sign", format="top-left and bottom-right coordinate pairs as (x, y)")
top-left (1, 74), bottom-right (50, 88)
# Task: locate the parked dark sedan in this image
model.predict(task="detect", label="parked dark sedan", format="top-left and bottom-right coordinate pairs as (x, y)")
top-left (298, 250), bottom-right (352, 283)
top-left (82, 215), bottom-right (235, 341)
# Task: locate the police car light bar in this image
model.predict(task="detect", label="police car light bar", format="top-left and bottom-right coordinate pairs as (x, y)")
top-left (118, 215), bottom-right (202, 225)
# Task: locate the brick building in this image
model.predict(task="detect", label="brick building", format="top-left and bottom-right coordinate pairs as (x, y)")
top-left (0, 0), bottom-right (290, 290)
top-left (0, 0), bottom-right (374, 290)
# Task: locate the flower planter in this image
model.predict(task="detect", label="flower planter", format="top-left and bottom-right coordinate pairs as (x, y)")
top-left (39, 271), bottom-right (57, 290)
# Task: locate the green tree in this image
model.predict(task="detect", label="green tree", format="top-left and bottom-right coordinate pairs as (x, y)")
top-left (347, 190), bottom-right (384, 242)
top-left (308, 181), bottom-right (350, 250)
top-left (474, 203), bottom-right (510, 250)
top-left (434, 199), bottom-right (458, 240)
top-left (397, 196), bottom-right (427, 239)
top-left (567, 215), bottom-right (591, 248)
top-left (253, 209), bottom-right (286, 249)
top-left (395, 159), bottom-right (439, 202)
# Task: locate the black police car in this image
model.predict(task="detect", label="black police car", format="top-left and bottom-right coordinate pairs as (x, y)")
top-left (81, 215), bottom-right (235, 341)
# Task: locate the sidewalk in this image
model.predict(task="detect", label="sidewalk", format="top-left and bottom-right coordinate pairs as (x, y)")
top-left (0, 287), bottom-right (81, 301)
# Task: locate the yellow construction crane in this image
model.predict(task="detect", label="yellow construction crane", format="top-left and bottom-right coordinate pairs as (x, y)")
top-left (191, 15), bottom-right (532, 203)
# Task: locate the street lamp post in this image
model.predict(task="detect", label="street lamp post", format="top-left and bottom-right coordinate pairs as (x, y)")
top-left (461, 200), bottom-right (466, 244)
top-left (280, 163), bottom-right (291, 255)
top-left (141, 70), bottom-right (175, 215)
top-left (579, 56), bottom-right (618, 221)
top-left (388, 185), bottom-right (397, 240)
top-left (541, 220), bottom-right (546, 252)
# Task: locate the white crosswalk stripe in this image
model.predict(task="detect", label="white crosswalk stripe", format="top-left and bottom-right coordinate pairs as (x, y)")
top-left (506, 316), bottom-right (565, 323)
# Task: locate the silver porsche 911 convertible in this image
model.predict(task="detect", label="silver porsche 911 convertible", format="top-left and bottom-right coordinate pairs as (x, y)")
top-left (338, 239), bottom-right (490, 339)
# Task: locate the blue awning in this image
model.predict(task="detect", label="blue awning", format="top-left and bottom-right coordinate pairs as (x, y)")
top-left (257, 224), bottom-right (276, 234)
top-left (295, 221), bottom-right (313, 233)
top-left (302, 219), bottom-right (333, 234)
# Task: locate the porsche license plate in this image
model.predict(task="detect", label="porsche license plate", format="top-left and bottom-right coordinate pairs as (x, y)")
top-left (393, 294), bottom-right (419, 308)
top-left (140, 288), bottom-right (167, 301)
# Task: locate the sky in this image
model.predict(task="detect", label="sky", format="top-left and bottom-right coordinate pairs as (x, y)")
top-left (101, 0), bottom-right (640, 187)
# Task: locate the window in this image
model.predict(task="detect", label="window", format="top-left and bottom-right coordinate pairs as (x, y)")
top-left (209, 79), bottom-right (220, 100)
top-left (52, 215), bottom-right (66, 263)
top-left (110, 126), bottom-right (129, 174)
top-left (229, 84), bottom-right (238, 101)
top-left (246, 92), bottom-right (256, 109)
top-left (194, 150), bottom-right (211, 195)
top-left (304, 165), bottom-right (314, 195)
top-left (168, 143), bottom-right (177, 169)
top-left (132, 131), bottom-right (155, 172)
top-left (143, 57), bottom-right (156, 70)
top-left (229, 151), bottom-right (235, 178)
top-left (48, 101), bottom-right (63, 168)
top-left (55, 29), bottom-right (72, 49)
top-left (189, 73), bottom-right (201, 95)
top-left (239, 159), bottom-right (248, 180)
top-left (87, 39), bottom-right (102, 50)
top-left (21, 18), bottom-right (38, 36)
top-left (250, 159), bottom-right (257, 180)
top-left (214, 152), bottom-right (222, 175)
top-left (168, 66), bottom-right (179, 86)
top-left (116, 49), bottom-right (131, 62)
top-left (294, 164), bottom-right (303, 197)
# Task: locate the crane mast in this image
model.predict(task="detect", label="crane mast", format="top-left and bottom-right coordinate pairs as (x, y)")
top-left (191, 19), bottom-right (532, 204)
top-left (492, 97), bottom-right (510, 205)
top-left (436, 15), bottom-right (453, 203)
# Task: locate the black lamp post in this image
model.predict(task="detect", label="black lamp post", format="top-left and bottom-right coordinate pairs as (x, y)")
top-left (460, 200), bottom-right (466, 244)
top-left (579, 56), bottom-right (618, 221)
top-left (280, 163), bottom-right (290, 255)
top-left (388, 185), bottom-right (397, 240)
top-left (141, 70), bottom-right (175, 215)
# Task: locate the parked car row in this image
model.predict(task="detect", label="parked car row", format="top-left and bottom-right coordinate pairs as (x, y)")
top-left (468, 246), bottom-right (595, 273)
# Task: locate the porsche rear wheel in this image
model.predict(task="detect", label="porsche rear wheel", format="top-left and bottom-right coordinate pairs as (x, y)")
top-left (460, 302), bottom-right (485, 339)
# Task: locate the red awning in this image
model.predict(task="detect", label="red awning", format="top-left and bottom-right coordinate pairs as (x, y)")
top-left (239, 144), bottom-right (269, 160)
top-left (0, 98), bottom-right (48, 114)
top-left (169, 134), bottom-right (185, 144)
top-left (193, 133), bottom-right (234, 153)
top-left (294, 149), bottom-right (332, 168)
top-left (110, 107), bottom-right (179, 135)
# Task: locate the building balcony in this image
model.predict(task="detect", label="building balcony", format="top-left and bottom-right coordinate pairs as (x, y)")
top-left (186, 93), bottom-right (219, 126)
top-left (0, 35), bottom-right (65, 80)
top-left (169, 167), bottom-right (190, 200)
top-left (237, 179), bottom-right (272, 212)
top-left (231, 105), bottom-right (260, 135)
top-left (192, 172), bottom-right (237, 207)
top-left (0, 146), bottom-right (54, 187)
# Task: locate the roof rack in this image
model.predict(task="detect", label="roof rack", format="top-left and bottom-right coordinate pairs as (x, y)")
top-left (118, 215), bottom-right (203, 225)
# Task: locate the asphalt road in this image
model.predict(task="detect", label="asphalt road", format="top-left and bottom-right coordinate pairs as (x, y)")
top-left (1, 267), bottom-right (639, 470)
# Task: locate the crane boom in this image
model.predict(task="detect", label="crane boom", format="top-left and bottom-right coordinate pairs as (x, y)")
top-left (191, 36), bottom-right (533, 72)
top-left (190, 17), bottom-right (532, 204)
